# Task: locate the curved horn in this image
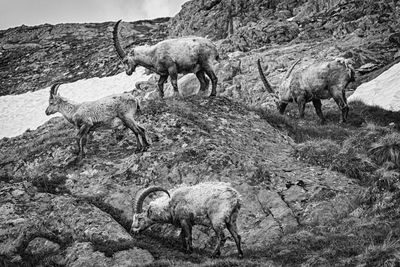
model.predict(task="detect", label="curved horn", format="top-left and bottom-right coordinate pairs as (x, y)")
top-left (50, 83), bottom-right (62, 98)
top-left (284, 58), bottom-right (301, 80)
top-left (134, 186), bottom-right (170, 214)
top-left (113, 20), bottom-right (127, 60)
top-left (257, 59), bottom-right (274, 94)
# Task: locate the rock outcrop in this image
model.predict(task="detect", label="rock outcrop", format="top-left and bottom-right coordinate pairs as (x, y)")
top-left (165, 0), bottom-right (400, 109)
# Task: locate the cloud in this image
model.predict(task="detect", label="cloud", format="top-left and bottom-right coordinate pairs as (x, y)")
top-left (142, 0), bottom-right (187, 19)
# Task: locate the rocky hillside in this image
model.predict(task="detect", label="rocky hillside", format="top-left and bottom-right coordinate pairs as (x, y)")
top-left (170, 0), bottom-right (400, 96)
top-left (2, 0), bottom-right (400, 266)
top-left (0, 17), bottom-right (169, 96)
top-left (1, 97), bottom-right (362, 266)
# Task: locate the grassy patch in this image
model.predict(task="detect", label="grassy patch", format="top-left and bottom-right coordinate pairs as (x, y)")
top-left (254, 98), bottom-right (400, 265)
top-left (331, 149), bottom-right (376, 182)
top-left (350, 101), bottom-right (400, 129)
top-left (254, 107), bottom-right (351, 143)
top-left (168, 105), bottom-right (212, 134)
top-left (143, 258), bottom-right (263, 267)
top-left (356, 232), bottom-right (400, 267)
top-left (293, 139), bottom-right (340, 168)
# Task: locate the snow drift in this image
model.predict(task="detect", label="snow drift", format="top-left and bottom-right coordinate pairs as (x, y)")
top-left (0, 68), bottom-right (149, 138)
top-left (348, 62), bottom-right (400, 111)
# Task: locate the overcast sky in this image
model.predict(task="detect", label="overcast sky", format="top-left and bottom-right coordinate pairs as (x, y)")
top-left (0, 0), bottom-right (188, 30)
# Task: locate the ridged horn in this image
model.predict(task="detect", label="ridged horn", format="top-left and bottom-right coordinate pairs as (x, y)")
top-left (113, 20), bottom-right (127, 60)
top-left (284, 58), bottom-right (301, 80)
top-left (50, 83), bottom-right (62, 99)
top-left (134, 186), bottom-right (170, 214)
top-left (257, 59), bottom-right (274, 94)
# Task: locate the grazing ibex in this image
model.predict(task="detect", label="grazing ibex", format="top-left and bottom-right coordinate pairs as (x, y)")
top-left (131, 182), bottom-right (243, 258)
top-left (45, 83), bottom-right (149, 161)
top-left (113, 20), bottom-right (219, 98)
top-left (257, 58), bottom-right (355, 123)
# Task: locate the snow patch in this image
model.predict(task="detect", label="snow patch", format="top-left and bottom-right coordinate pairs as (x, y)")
top-left (0, 67), bottom-right (150, 138)
top-left (348, 62), bottom-right (400, 112)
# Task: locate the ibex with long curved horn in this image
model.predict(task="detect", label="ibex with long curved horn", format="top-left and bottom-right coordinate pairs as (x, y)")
top-left (131, 182), bottom-right (243, 258)
top-left (258, 58), bottom-right (355, 123)
top-left (113, 20), bottom-right (220, 98)
top-left (45, 83), bottom-right (149, 161)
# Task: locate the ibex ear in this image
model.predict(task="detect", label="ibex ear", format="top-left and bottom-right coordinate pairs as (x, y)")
top-left (147, 209), bottom-right (152, 217)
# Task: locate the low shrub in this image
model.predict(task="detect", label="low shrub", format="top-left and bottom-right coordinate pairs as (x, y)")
top-left (371, 163), bottom-right (400, 191)
top-left (331, 150), bottom-right (376, 182)
top-left (369, 132), bottom-right (400, 168)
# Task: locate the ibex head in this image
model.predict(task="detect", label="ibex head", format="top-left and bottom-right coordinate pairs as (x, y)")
top-left (113, 20), bottom-right (137, 75)
top-left (45, 83), bottom-right (63, 115)
top-left (131, 186), bottom-right (170, 234)
top-left (257, 58), bottom-right (301, 113)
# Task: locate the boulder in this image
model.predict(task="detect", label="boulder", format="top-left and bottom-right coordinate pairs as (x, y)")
top-left (0, 182), bottom-right (150, 266)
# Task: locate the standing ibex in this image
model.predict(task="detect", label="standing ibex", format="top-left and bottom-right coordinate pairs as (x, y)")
top-left (113, 20), bottom-right (219, 98)
top-left (131, 182), bottom-right (243, 258)
top-left (45, 83), bottom-right (149, 161)
top-left (257, 58), bottom-right (355, 123)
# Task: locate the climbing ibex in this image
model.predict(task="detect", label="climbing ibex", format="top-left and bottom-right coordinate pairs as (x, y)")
top-left (45, 83), bottom-right (149, 161)
top-left (258, 58), bottom-right (355, 123)
top-left (113, 20), bottom-right (220, 98)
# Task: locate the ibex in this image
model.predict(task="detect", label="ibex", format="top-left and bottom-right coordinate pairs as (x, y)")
top-left (131, 182), bottom-right (243, 258)
top-left (113, 20), bottom-right (219, 98)
top-left (258, 58), bottom-right (355, 123)
top-left (45, 83), bottom-right (149, 161)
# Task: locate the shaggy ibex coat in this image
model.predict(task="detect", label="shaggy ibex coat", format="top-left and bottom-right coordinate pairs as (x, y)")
top-left (258, 58), bottom-right (355, 123)
top-left (113, 20), bottom-right (220, 98)
top-left (131, 182), bottom-right (243, 258)
top-left (45, 83), bottom-right (149, 161)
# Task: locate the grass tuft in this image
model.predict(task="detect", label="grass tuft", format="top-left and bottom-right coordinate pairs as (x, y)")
top-left (358, 232), bottom-right (400, 267)
top-left (369, 132), bottom-right (400, 168)
top-left (293, 139), bottom-right (340, 168)
top-left (331, 150), bottom-right (376, 182)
